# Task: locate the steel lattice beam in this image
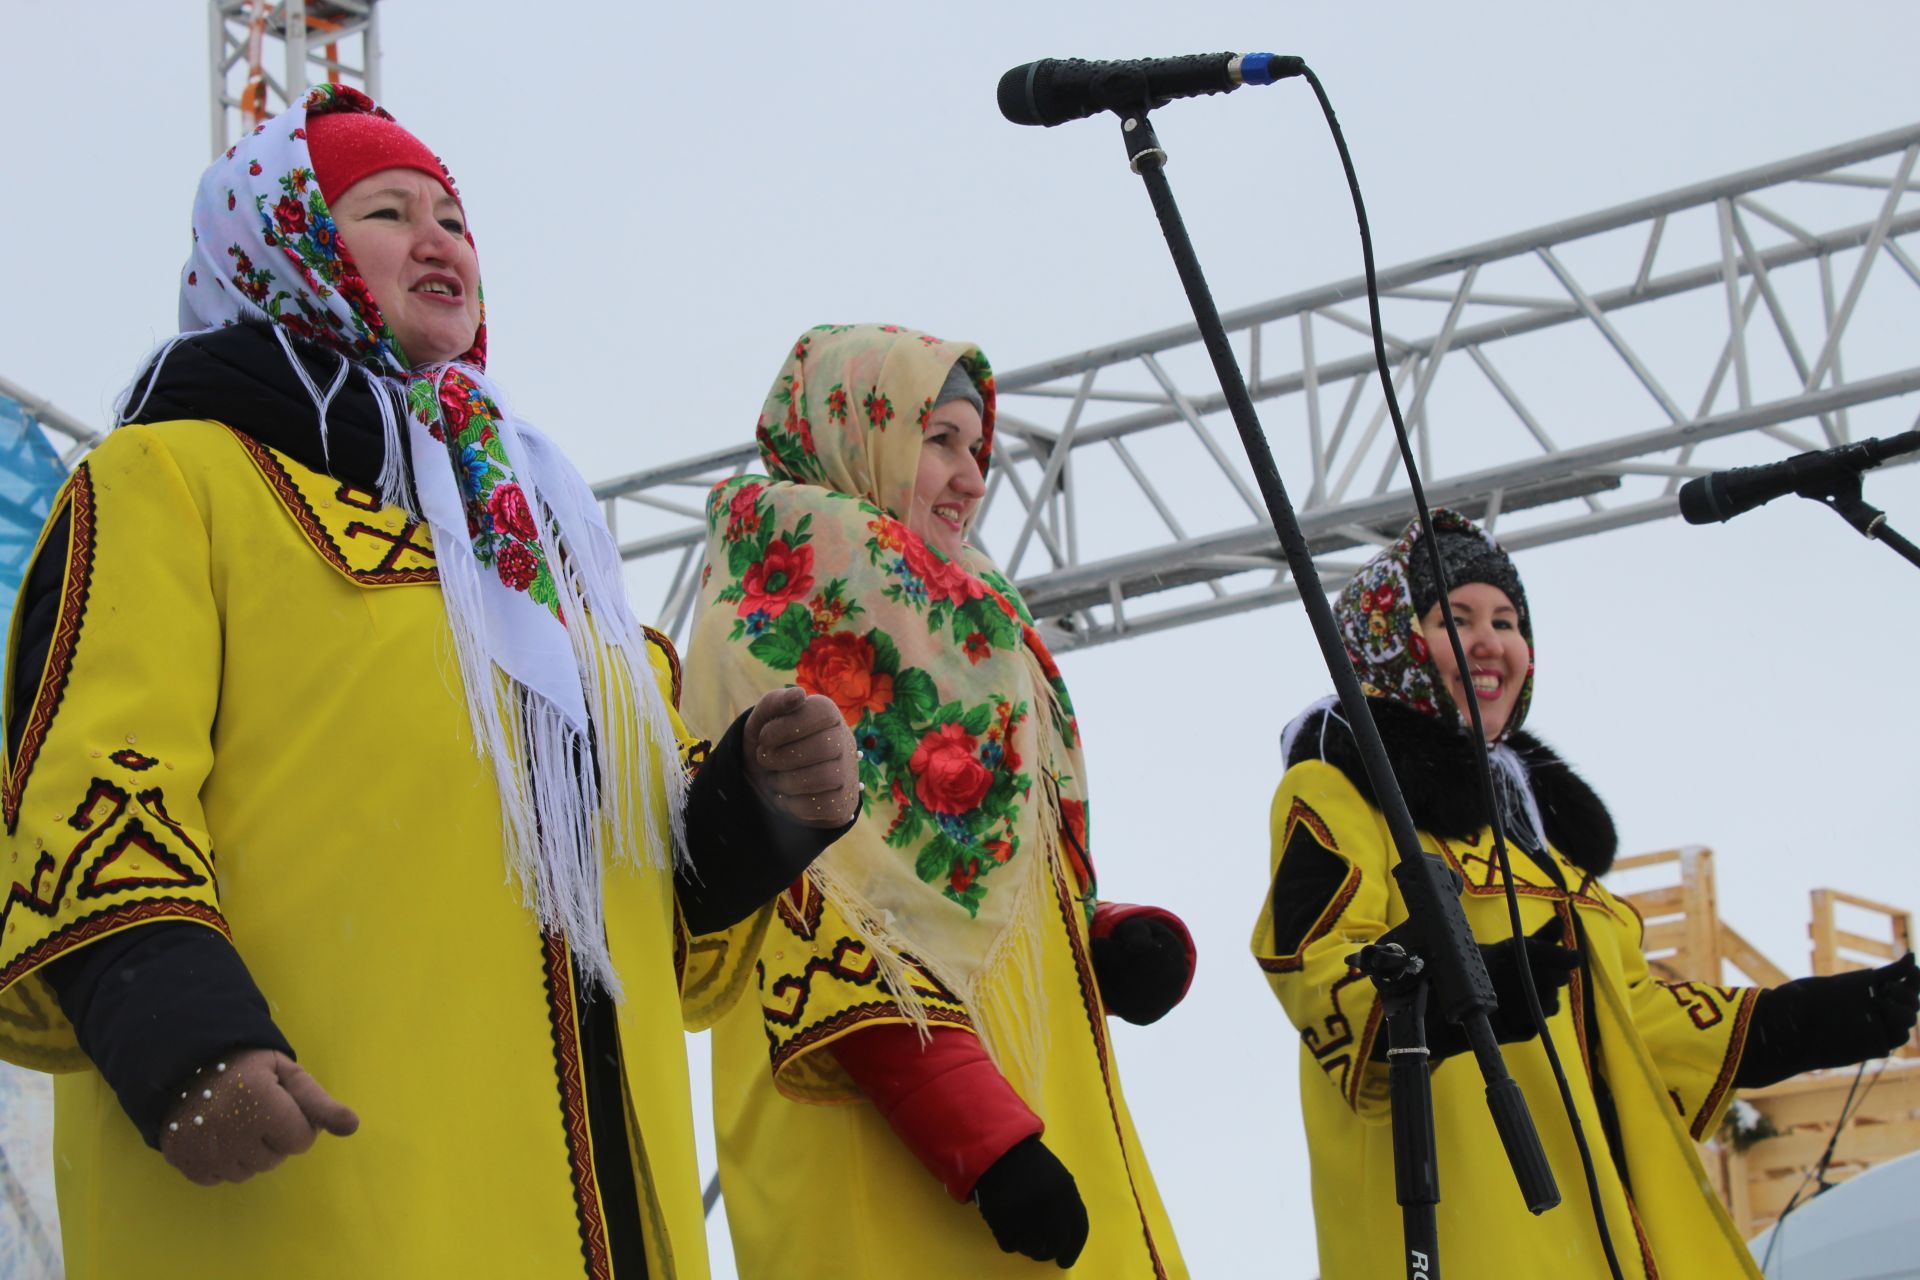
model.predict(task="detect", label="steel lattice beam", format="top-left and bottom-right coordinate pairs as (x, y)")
top-left (598, 123), bottom-right (1920, 650)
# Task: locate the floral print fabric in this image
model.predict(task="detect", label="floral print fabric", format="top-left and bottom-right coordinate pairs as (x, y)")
top-left (1334, 508), bottom-right (1534, 737)
top-left (166, 85), bottom-right (683, 990)
top-left (178, 85), bottom-right (571, 620)
top-left (684, 324), bottom-right (1089, 1043)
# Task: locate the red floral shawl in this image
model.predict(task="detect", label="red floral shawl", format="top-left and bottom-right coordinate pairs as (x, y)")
top-left (683, 325), bottom-right (1091, 1072)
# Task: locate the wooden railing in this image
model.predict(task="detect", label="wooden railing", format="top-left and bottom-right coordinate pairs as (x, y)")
top-left (1613, 847), bottom-right (1790, 985)
top-left (1614, 848), bottom-right (1916, 1238)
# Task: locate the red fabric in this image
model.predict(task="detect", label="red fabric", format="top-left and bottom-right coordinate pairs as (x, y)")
top-left (830, 1023), bottom-right (1042, 1201)
top-left (1091, 901), bottom-right (1198, 1003)
top-left (306, 110), bottom-right (455, 205)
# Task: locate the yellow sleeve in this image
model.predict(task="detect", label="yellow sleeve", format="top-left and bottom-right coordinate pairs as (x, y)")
top-left (744, 874), bottom-right (974, 1103)
top-left (1250, 759), bottom-right (1394, 1120)
top-left (0, 429), bottom-right (230, 1071)
top-left (632, 625), bottom-right (763, 1031)
top-left (1613, 896), bottom-right (1758, 1140)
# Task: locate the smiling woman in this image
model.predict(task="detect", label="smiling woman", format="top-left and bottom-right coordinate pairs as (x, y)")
top-left (683, 324), bottom-right (1196, 1278)
top-left (0, 85), bottom-right (859, 1280)
top-left (1250, 509), bottom-right (1917, 1279)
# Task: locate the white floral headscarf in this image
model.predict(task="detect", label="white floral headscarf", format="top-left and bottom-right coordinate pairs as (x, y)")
top-left (133, 84), bottom-right (684, 993)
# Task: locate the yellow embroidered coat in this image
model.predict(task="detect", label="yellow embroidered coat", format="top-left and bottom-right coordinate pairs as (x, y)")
top-left (698, 871), bottom-right (1184, 1278)
top-left (682, 324), bottom-right (1185, 1278)
top-left (1252, 758), bottom-right (1763, 1279)
top-left (0, 421), bottom-right (712, 1279)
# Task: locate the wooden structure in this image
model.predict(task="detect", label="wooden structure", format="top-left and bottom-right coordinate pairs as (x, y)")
top-left (1614, 849), bottom-right (1919, 1240)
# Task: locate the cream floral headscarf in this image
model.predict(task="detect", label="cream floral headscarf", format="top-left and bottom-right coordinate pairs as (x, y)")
top-left (684, 325), bottom-right (1090, 1077)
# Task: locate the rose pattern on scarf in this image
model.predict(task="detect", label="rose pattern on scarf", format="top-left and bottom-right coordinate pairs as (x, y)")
top-left (755, 374), bottom-right (831, 489)
top-left (693, 324), bottom-right (1090, 941)
top-left (795, 632), bottom-right (894, 721)
top-left (863, 387), bottom-right (895, 430)
top-left (195, 84), bottom-right (550, 617)
top-left (406, 373), bottom-right (563, 615)
top-left (709, 478), bottom-right (1035, 916)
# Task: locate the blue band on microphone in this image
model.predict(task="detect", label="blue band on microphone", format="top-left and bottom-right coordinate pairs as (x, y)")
top-left (1239, 52), bottom-right (1281, 85)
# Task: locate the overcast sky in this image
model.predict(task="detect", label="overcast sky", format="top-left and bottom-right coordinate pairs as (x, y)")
top-left (4, 3), bottom-right (1918, 1276)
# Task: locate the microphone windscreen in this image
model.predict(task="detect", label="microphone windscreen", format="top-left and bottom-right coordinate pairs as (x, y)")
top-left (996, 62), bottom-right (1048, 127)
top-left (1676, 476), bottom-right (1723, 525)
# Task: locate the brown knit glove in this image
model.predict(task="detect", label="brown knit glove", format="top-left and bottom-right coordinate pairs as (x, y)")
top-left (743, 687), bottom-right (860, 828)
top-left (159, 1048), bottom-right (359, 1185)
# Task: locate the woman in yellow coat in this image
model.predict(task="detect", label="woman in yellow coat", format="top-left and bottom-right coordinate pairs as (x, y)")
top-left (1251, 509), bottom-right (1917, 1278)
top-left (0, 88), bottom-right (856, 1278)
top-left (683, 324), bottom-right (1193, 1277)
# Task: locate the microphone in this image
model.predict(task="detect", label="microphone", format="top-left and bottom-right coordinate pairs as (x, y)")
top-left (998, 52), bottom-right (1305, 128)
top-left (1678, 430), bottom-right (1920, 524)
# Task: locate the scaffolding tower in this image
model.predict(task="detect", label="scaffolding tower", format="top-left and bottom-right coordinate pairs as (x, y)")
top-left (208, 0), bottom-right (383, 157)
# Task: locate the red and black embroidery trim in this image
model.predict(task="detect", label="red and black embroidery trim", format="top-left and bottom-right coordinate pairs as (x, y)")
top-left (2, 779), bottom-right (219, 953)
top-left (1691, 989), bottom-right (1758, 1141)
top-left (1052, 857), bottom-right (1169, 1280)
top-left (108, 749), bottom-right (158, 771)
top-left (775, 876), bottom-right (825, 941)
top-left (641, 627), bottom-right (683, 709)
top-left (762, 937), bottom-right (892, 1029)
top-left (767, 999), bottom-right (974, 1078)
top-left (334, 483), bottom-right (384, 512)
top-left (0, 898), bottom-right (229, 990)
top-left (1441, 835), bottom-right (1607, 909)
top-left (75, 821), bottom-right (208, 899)
top-left (137, 788), bottom-right (218, 882)
top-left (4, 466), bottom-right (95, 834)
top-left (1258, 797), bottom-right (1360, 975)
top-left (228, 428), bottom-right (438, 584)
top-left (1659, 979), bottom-right (1734, 1031)
top-left (539, 932), bottom-right (612, 1280)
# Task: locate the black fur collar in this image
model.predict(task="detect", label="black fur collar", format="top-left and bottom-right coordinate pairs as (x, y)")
top-left (1286, 698), bottom-right (1618, 876)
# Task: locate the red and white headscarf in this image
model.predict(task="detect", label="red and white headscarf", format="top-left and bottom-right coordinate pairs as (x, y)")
top-left (127, 85), bottom-right (683, 993)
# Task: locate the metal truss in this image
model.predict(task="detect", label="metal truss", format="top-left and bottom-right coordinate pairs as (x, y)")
top-left (599, 123), bottom-right (1920, 651)
top-left (208, 0), bottom-right (383, 156)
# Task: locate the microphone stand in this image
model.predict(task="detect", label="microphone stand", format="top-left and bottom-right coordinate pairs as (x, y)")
top-left (1812, 475), bottom-right (1920, 572)
top-left (1115, 107), bottom-right (1559, 1278)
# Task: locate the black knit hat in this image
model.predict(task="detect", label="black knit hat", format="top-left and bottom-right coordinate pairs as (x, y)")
top-left (1406, 528), bottom-right (1527, 626)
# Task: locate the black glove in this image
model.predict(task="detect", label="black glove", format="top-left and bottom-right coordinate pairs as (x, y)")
top-left (1091, 915), bottom-right (1191, 1026)
top-left (1375, 918), bottom-right (1582, 1065)
top-left (971, 1135), bottom-right (1089, 1268)
top-left (1735, 952), bottom-right (1920, 1089)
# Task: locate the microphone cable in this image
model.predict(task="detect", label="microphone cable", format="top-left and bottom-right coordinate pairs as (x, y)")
top-left (1292, 64), bottom-right (1629, 1280)
top-left (1757, 1057), bottom-right (1881, 1273)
